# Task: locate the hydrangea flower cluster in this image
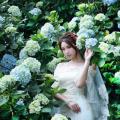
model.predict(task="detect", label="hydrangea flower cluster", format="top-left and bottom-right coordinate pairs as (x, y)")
top-left (5, 25), bottom-right (17, 33)
top-left (22, 57), bottom-right (41, 73)
top-left (68, 17), bottom-right (79, 30)
top-left (95, 13), bottom-right (106, 21)
top-left (29, 93), bottom-right (49, 114)
top-left (25, 40), bottom-right (40, 56)
top-left (36, 2), bottom-right (43, 7)
top-left (29, 99), bottom-right (42, 114)
top-left (51, 114), bottom-right (68, 120)
top-left (0, 75), bottom-right (16, 93)
top-left (29, 8), bottom-right (41, 16)
top-left (98, 42), bottom-right (110, 53)
top-left (85, 38), bottom-right (98, 48)
top-left (79, 15), bottom-right (94, 29)
top-left (47, 57), bottom-right (64, 73)
top-left (8, 5), bottom-right (22, 17)
top-left (76, 15), bottom-right (97, 49)
top-left (40, 22), bottom-right (56, 41)
top-left (58, 26), bottom-right (66, 33)
top-left (10, 65), bottom-right (31, 86)
top-left (114, 71), bottom-right (120, 78)
top-left (0, 16), bottom-right (5, 28)
top-left (117, 10), bottom-right (120, 29)
top-left (19, 48), bottom-right (28, 60)
top-left (118, 10), bottom-right (120, 18)
top-left (102, 0), bottom-right (117, 6)
top-left (34, 94), bottom-right (49, 105)
top-left (104, 32), bottom-right (116, 43)
top-left (109, 45), bottom-right (120, 57)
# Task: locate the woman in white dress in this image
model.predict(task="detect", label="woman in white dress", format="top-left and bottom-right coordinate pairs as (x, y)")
top-left (52, 32), bottom-right (109, 120)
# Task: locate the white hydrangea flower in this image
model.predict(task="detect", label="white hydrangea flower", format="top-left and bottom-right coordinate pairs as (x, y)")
top-left (16, 99), bottom-right (24, 106)
top-left (0, 16), bottom-right (5, 23)
top-left (5, 26), bottom-right (17, 33)
top-left (71, 17), bottom-right (79, 22)
top-left (29, 8), bottom-right (41, 16)
top-left (77, 33), bottom-right (89, 40)
top-left (118, 10), bottom-right (120, 18)
top-left (79, 20), bottom-right (94, 29)
top-left (19, 48), bottom-right (28, 59)
top-left (24, 40), bottom-right (40, 56)
top-left (79, 15), bottom-right (94, 29)
top-left (36, 1), bottom-right (43, 7)
top-left (102, 0), bottom-right (117, 6)
top-left (76, 36), bottom-right (83, 50)
top-left (34, 94), bottom-right (49, 105)
top-left (113, 46), bottom-right (120, 57)
top-left (29, 99), bottom-right (42, 114)
top-left (40, 23), bottom-right (55, 39)
top-left (68, 21), bottom-right (77, 30)
top-left (77, 28), bottom-right (95, 37)
top-left (22, 57), bottom-right (41, 73)
top-left (58, 26), bottom-right (66, 33)
top-left (47, 57), bottom-right (64, 73)
top-left (0, 75), bottom-right (16, 93)
top-left (0, 82), bottom-right (6, 93)
top-left (10, 65), bottom-right (31, 86)
top-left (98, 42), bottom-right (109, 53)
top-left (104, 32), bottom-right (116, 43)
top-left (8, 6), bottom-right (21, 17)
top-left (95, 13), bottom-right (106, 21)
top-left (115, 71), bottom-right (120, 78)
top-left (0, 16), bottom-right (5, 28)
top-left (80, 15), bottom-right (93, 22)
top-left (85, 38), bottom-right (98, 48)
top-left (117, 22), bottom-right (120, 29)
top-left (51, 114), bottom-right (68, 120)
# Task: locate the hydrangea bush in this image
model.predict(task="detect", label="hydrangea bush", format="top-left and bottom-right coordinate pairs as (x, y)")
top-left (0, 0), bottom-right (119, 120)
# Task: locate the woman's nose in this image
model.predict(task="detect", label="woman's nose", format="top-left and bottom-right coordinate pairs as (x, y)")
top-left (64, 49), bottom-right (69, 54)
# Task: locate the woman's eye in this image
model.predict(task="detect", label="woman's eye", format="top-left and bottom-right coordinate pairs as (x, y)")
top-left (67, 46), bottom-right (71, 48)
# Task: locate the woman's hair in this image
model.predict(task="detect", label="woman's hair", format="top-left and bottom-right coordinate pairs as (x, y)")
top-left (58, 32), bottom-right (84, 60)
top-left (58, 32), bottom-right (78, 51)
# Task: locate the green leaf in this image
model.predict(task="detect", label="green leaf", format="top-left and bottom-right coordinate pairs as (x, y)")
top-left (115, 89), bottom-right (120, 94)
top-left (12, 115), bottom-right (19, 120)
top-left (104, 21), bottom-right (113, 29)
top-left (41, 107), bottom-right (52, 113)
top-left (26, 22), bottom-right (35, 27)
top-left (0, 44), bottom-right (6, 51)
top-left (98, 58), bottom-right (105, 67)
top-left (111, 78), bottom-right (120, 85)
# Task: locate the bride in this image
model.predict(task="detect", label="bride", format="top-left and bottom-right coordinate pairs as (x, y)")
top-left (52, 32), bottom-right (109, 120)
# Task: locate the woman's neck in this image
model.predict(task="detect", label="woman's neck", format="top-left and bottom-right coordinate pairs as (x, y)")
top-left (69, 54), bottom-right (84, 64)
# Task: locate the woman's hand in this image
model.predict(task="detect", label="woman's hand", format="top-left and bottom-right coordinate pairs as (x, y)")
top-left (67, 101), bottom-right (81, 113)
top-left (84, 49), bottom-right (93, 62)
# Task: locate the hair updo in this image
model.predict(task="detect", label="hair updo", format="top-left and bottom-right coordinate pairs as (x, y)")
top-left (58, 32), bottom-right (78, 51)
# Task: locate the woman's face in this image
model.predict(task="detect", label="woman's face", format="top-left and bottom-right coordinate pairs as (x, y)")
top-left (61, 42), bottom-right (77, 60)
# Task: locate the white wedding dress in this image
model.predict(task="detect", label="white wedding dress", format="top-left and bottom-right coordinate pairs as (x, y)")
top-left (52, 62), bottom-right (95, 120)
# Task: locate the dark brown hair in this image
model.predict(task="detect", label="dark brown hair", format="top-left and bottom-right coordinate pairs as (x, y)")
top-left (58, 32), bottom-right (78, 52)
top-left (58, 32), bottom-right (84, 60)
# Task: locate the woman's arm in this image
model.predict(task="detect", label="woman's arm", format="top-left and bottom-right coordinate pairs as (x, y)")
top-left (55, 93), bottom-right (80, 112)
top-left (75, 60), bottom-right (90, 87)
top-left (75, 49), bottom-right (93, 88)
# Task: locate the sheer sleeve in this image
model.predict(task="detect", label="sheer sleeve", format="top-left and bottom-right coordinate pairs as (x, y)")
top-left (51, 63), bottom-right (61, 88)
top-left (85, 66), bottom-right (109, 120)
